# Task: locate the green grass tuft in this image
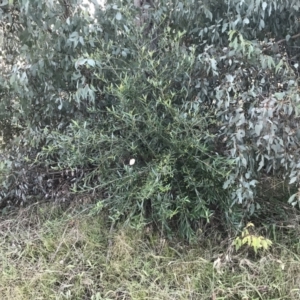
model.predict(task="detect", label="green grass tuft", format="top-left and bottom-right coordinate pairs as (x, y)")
top-left (1, 204), bottom-right (300, 299)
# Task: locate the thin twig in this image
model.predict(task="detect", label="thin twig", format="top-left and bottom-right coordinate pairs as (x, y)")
top-left (263, 32), bottom-right (300, 53)
top-left (50, 224), bottom-right (69, 262)
top-left (106, 221), bottom-right (115, 263)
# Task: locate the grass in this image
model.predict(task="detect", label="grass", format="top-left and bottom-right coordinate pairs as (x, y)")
top-left (1, 203), bottom-right (300, 300)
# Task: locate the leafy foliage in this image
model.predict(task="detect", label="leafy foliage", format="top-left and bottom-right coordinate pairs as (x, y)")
top-left (233, 222), bottom-right (272, 254)
top-left (1, 0), bottom-right (300, 238)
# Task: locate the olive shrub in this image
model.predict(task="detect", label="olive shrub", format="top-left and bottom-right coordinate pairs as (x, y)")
top-left (1, 0), bottom-right (300, 238)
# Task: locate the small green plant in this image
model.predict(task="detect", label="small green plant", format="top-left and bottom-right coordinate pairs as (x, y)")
top-left (233, 222), bottom-right (272, 254)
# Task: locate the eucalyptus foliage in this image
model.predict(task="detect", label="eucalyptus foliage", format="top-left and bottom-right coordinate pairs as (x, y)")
top-left (1, 0), bottom-right (300, 238)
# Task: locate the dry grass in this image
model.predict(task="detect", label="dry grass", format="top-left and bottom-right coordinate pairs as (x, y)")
top-left (1, 203), bottom-right (300, 300)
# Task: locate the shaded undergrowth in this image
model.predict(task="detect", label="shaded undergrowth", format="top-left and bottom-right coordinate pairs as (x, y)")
top-left (1, 202), bottom-right (300, 300)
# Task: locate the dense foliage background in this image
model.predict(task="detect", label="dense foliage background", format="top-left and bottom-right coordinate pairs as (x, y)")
top-left (1, 0), bottom-right (300, 239)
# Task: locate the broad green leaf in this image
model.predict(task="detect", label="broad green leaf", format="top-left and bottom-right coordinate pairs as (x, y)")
top-left (255, 123), bottom-right (263, 136)
top-left (116, 12), bottom-right (122, 20)
top-left (289, 177), bottom-right (298, 185)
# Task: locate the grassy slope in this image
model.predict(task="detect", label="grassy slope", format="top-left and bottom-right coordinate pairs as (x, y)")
top-left (1, 203), bottom-right (300, 300)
